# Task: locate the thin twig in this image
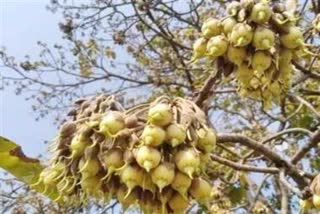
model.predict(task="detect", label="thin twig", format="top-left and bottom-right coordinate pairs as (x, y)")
top-left (278, 175), bottom-right (289, 214)
top-left (279, 169), bottom-right (303, 198)
top-left (293, 95), bottom-right (320, 119)
top-left (260, 128), bottom-right (313, 144)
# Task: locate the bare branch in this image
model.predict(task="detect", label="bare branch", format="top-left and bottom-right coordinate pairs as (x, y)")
top-left (193, 64), bottom-right (223, 107)
top-left (260, 128), bottom-right (313, 144)
top-left (278, 175), bottom-right (289, 214)
top-left (279, 169), bottom-right (304, 198)
top-left (292, 95), bottom-right (320, 119)
top-left (291, 129), bottom-right (320, 164)
top-left (211, 154), bottom-right (279, 174)
top-left (217, 133), bottom-right (311, 188)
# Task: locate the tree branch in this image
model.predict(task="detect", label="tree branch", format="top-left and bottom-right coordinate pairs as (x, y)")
top-left (292, 95), bottom-right (320, 119)
top-left (217, 133), bottom-right (311, 188)
top-left (210, 154), bottom-right (279, 174)
top-left (260, 128), bottom-right (313, 144)
top-left (293, 61), bottom-right (320, 79)
top-left (291, 129), bottom-right (320, 164)
top-left (279, 169), bottom-right (304, 198)
top-left (193, 66), bottom-right (223, 107)
top-left (278, 176), bottom-right (289, 214)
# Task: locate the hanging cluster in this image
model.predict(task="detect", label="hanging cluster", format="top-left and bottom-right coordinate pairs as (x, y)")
top-left (209, 186), bottom-right (232, 213)
top-left (192, 0), bottom-right (315, 106)
top-left (32, 94), bottom-right (217, 213)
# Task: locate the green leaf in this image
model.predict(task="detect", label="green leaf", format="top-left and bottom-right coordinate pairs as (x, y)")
top-left (0, 136), bottom-right (58, 200)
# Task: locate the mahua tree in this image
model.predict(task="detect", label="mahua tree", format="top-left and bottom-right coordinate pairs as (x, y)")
top-left (1, 0), bottom-right (320, 213)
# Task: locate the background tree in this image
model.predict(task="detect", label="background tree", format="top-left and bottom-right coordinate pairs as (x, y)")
top-left (0, 0), bottom-right (320, 213)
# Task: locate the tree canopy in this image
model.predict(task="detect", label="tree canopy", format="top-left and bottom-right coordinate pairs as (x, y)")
top-left (1, 0), bottom-right (320, 213)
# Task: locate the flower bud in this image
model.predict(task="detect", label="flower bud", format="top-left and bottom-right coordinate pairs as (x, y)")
top-left (207, 35), bottom-right (228, 57)
top-left (99, 111), bottom-right (125, 137)
top-left (148, 103), bottom-right (173, 126)
top-left (279, 48), bottom-right (293, 64)
top-left (227, 46), bottom-right (247, 66)
top-left (168, 192), bottom-right (189, 213)
top-left (171, 171), bottom-right (192, 198)
top-left (135, 145), bottom-right (161, 172)
top-left (278, 64), bottom-right (293, 84)
top-left (158, 188), bottom-right (173, 214)
top-left (221, 17), bottom-right (237, 36)
top-left (151, 163), bottom-right (175, 192)
top-left (191, 38), bottom-right (207, 62)
top-left (268, 82), bottom-right (281, 96)
top-left (249, 77), bottom-right (260, 89)
top-left (52, 161), bottom-right (66, 172)
top-left (300, 198), bottom-right (314, 210)
top-left (271, 13), bottom-right (295, 32)
top-left (310, 174), bottom-right (320, 195)
top-left (273, 3), bottom-right (286, 13)
top-left (59, 121), bottom-right (77, 138)
top-left (42, 169), bottom-right (60, 188)
top-left (189, 178), bottom-right (212, 202)
top-left (120, 165), bottom-right (144, 196)
top-left (79, 157), bottom-right (101, 178)
top-left (199, 152), bottom-right (211, 173)
top-left (102, 148), bottom-right (124, 178)
top-left (250, 2), bottom-right (272, 24)
top-left (241, 0), bottom-right (254, 10)
top-left (227, 1), bottom-right (241, 16)
top-left (166, 123), bottom-right (186, 147)
top-left (80, 175), bottom-right (102, 195)
top-left (124, 115), bottom-right (138, 128)
top-left (236, 64), bottom-right (253, 85)
top-left (140, 173), bottom-right (157, 193)
top-left (313, 194), bottom-right (320, 209)
top-left (237, 8), bottom-right (247, 22)
top-left (56, 176), bottom-right (76, 194)
top-left (140, 195), bottom-right (160, 214)
top-left (69, 134), bottom-right (89, 158)
top-left (117, 185), bottom-right (138, 210)
top-left (230, 23), bottom-right (253, 47)
top-left (175, 148), bottom-right (200, 178)
top-left (201, 18), bottom-right (221, 39)
top-left (196, 128), bottom-right (216, 153)
top-left (280, 26), bottom-right (304, 49)
top-left (123, 149), bottom-right (135, 164)
top-left (141, 125), bottom-right (166, 146)
top-left (253, 27), bottom-right (275, 50)
top-left (252, 51), bottom-right (272, 71)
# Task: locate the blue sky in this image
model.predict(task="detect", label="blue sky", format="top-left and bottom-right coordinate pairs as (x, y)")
top-left (0, 0), bottom-right (64, 158)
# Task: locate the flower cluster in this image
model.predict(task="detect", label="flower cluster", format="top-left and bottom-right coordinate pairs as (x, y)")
top-left (192, 0), bottom-right (314, 106)
top-left (32, 94), bottom-right (217, 213)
